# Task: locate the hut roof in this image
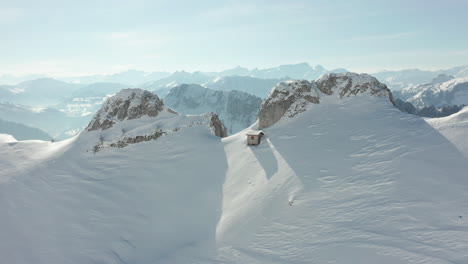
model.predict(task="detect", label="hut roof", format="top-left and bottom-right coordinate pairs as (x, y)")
top-left (246, 130), bottom-right (264, 136)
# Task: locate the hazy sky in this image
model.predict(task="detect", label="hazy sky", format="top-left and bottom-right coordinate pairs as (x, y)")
top-left (1, 0), bottom-right (468, 76)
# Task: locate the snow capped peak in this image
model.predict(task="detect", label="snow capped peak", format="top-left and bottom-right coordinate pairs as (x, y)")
top-left (398, 76), bottom-right (468, 107)
top-left (313, 64), bottom-right (326, 71)
top-left (315, 72), bottom-right (393, 99)
top-left (258, 72), bottom-right (394, 129)
top-left (81, 88), bottom-right (227, 152)
top-left (437, 77), bottom-right (468, 91)
top-left (86, 88), bottom-right (165, 131)
top-left (259, 80), bottom-right (320, 129)
top-left (431, 74), bottom-right (454, 84)
top-left (265, 80), bottom-right (319, 104)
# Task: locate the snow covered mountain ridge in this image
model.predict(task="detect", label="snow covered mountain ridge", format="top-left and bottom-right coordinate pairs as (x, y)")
top-left (83, 88), bottom-right (227, 152)
top-left (1, 70), bottom-right (468, 263)
top-left (394, 76), bottom-right (468, 107)
top-left (259, 72), bottom-right (394, 129)
top-left (86, 88), bottom-right (167, 131)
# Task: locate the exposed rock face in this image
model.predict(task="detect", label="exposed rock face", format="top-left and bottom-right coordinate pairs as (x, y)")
top-left (209, 113), bottom-right (228, 138)
top-left (258, 73), bottom-right (395, 129)
top-left (86, 88), bottom-right (164, 131)
top-left (109, 130), bottom-right (166, 148)
top-left (258, 80), bottom-right (320, 129)
top-left (315, 73), bottom-right (393, 101)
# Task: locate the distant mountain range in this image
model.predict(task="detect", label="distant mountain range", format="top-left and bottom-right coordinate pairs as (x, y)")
top-left (0, 103), bottom-right (88, 140)
top-left (2, 63), bottom-right (468, 141)
top-left (57, 82), bottom-right (130, 117)
top-left (144, 63), bottom-right (348, 98)
top-left (164, 84), bottom-right (262, 134)
top-left (392, 75), bottom-right (468, 107)
top-left (0, 63), bottom-right (345, 86)
top-left (372, 65), bottom-right (468, 90)
top-left (394, 98), bottom-right (465, 118)
top-left (0, 78), bottom-right (83, 106)
top-left (61, 70), bottom-right (171, 86)
top-left (0, 118), bottom-right (52, 141)
top-left (204, 76), bottom-right (284, 98)
top-left (3, 64), bottom-right (468, 91)
top-left (211, 63), bottom-right (347, 80)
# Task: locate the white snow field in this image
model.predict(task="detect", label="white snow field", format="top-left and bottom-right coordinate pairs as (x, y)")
top-left (426, 106), bottom-right (468, 157)
top-left (1, 90), bottom-right (468, 263)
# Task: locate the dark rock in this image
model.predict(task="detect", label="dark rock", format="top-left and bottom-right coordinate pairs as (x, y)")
top-left (210, 113), bottom-right (228, 138)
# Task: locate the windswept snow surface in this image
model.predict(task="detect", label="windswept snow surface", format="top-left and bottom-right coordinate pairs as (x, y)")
top-left (0, 133), bottom-right (17, 143)
top-left (426, 106), bottom-right (468, 158)
top-left (0, 119), bottom-right (227, 263)
top-left (1, 96), bottom-right (468, 263)
top-left (217, 95), bottom-right (468, 264)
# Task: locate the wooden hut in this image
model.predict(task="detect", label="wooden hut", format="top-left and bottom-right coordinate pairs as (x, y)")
top-left (246, 130), bottom-right (264, 146)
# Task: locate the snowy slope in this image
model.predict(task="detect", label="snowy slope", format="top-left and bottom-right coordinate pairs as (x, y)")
top-left (217, 95), bottom-right (468, 264)
top-left (0, 128), bottom-right (227, 263)
top-left (0, 89), bottom-right (228, 264)
top-left (1, 76), bottom-right (468, 264)
top-left (426, 106), bottom-right (468, 157)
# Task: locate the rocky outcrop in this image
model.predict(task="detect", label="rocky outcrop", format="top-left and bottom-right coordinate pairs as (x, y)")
top-left (89, 112), bottom-right (226, 153)
top-left (209, 113), bottom-right (228, 138)
top-left (258, 80), bottom-right (320, 129)
top-left (315, 73), bottom-right (393, 102)
top-left (86, 88), bottom-right (164, 131)
top-left (109, 130), bottom-right (166, 148)
top-left (84, 88), bottom-right (227, 153)
top-left (258, 73), bottom-right (395, 129)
